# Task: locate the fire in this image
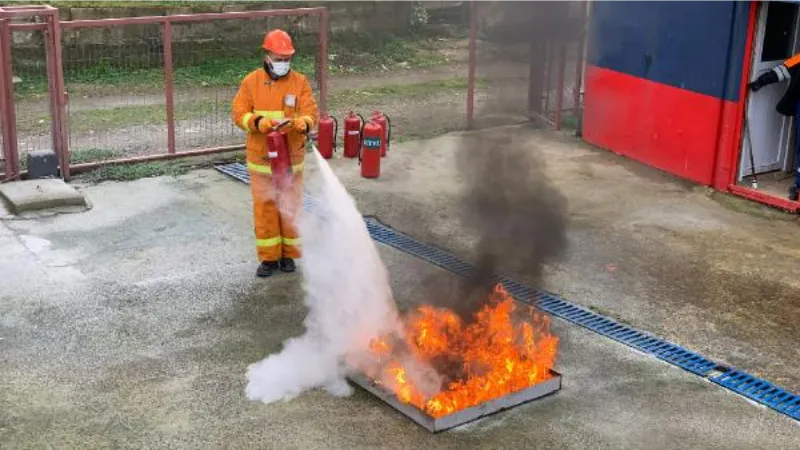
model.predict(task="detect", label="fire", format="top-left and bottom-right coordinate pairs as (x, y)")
top-left (354, 283), bottom-right (559, 418)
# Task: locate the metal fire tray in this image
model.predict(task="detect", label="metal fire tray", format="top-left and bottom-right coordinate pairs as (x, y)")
top-left (347, 370), bottom-right (562, 433)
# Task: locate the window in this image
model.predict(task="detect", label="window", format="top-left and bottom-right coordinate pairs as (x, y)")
top-left (762, 1), bottom-right (799, 62)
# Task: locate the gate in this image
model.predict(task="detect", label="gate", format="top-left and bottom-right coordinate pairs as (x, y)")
top-left (0, 4), bottom-right (67, 181)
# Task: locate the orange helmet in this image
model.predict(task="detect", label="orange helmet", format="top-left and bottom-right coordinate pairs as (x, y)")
top-left (262, 29), bottom-right (295, 57)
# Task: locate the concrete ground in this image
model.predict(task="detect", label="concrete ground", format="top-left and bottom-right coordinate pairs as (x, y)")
top-left (1, 126), bottom-right (799, 449)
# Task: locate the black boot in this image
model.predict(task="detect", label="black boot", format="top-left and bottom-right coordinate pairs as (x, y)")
top-left (789, 186), bottom-right (799, 202)
top-left (280, 258), bottom-right (296, 273)
top-left (256, 260), bottom-right (280, 278)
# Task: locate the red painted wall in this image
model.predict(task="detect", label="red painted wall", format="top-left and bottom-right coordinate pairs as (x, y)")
top-left (583, 65), bottom-right (741, 187)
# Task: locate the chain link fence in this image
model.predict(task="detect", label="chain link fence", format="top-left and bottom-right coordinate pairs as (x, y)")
top-left (471, 1), bottom-right (587, 131)
top-left (58, 11), bottom-right (325, 166)
top-left (2, 7), bottom-right (327, 176)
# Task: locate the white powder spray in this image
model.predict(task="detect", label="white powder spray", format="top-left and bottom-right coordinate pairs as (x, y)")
top-left (245, 147), bottom-right (403, 403)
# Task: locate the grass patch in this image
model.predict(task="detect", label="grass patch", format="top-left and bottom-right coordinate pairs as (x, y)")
top-left (329, 77), bottom-right (484, 109)
top-left (70, 148), bottom-right (121, 163)
top-left (74, 150), bottom-right (242, 183)
top-left (328, 32), bottom-right (448, 74)
top-left (69, 99), bottom-right (223, 133)
top-left (560, 112), bottom-right (578, 130)
top-left (77, 161), bottom-right (190, 183)
top-left (13, 31), bottom-right (453, 99)
top-left (19, 99), bottom-right (225, 135)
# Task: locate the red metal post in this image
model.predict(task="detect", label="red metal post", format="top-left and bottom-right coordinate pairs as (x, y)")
top-left (0, 18), bottom-right (20, 181)
top-left (45, 11), bottom-right (70, 180)
top-left (554, 42), bottom-right (567, 130)
top-left (725, 1), bottom-right (759, 190)
top-left (163, 20), bottom-right (176, 154)
top-left (466, 1), bottom-right (477, 129)
top-left (318, 8), bottom-right (329, 114)
top-left (574, 1), bottom-right (588, 124)
top-left (544, 41), bottom-right (553, 116)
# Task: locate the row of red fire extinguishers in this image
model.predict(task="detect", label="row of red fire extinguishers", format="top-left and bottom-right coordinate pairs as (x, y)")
top-left (317, 111), bottom-right (391, 178)
top-left (260, 111), bottom-right (391, 189)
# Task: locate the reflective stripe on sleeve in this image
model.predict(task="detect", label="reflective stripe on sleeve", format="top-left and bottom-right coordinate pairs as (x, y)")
top-left (242, 112), bottom-right (254, 131)
top-left (255, 110), bottom-right (285, 120)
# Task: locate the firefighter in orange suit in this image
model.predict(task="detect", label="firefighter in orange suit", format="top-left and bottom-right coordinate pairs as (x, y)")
top-left (231, 29), bottom-right (318, 277)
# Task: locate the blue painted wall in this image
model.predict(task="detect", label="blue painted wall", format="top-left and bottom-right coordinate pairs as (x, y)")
top-left (587, 1), bottom-right (751, 102)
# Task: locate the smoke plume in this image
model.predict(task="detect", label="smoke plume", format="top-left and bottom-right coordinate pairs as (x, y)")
top-left (412, 1), bottom-right (574, 320)
top-left (245, 149), bottom-right (403, 403)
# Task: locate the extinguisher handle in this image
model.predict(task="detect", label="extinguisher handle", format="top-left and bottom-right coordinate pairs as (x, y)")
top-left (271, 118), bottom-right (291, 131)
top-left (332, 115), bottom-right (339, 152)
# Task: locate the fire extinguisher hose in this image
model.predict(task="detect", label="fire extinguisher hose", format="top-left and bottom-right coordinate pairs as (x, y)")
top-left (384, 113), bottom-right (391, 152)
top-left (356, 113), bottom-right (366, 164)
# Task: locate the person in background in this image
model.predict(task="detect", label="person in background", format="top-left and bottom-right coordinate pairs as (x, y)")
top-left (748, 53), bottom-right (800, 201)
top-left (231, 29), bottom-right (318, 277)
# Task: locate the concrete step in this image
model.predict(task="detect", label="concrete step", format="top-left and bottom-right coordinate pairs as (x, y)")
top-left (0, 179), bottom-right (88, 215)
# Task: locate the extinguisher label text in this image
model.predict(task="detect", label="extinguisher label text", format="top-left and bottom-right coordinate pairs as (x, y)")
top-left (364, 137), bottom-right (381, 149)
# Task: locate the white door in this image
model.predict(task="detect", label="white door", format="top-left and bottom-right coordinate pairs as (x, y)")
top-left (741, 1), bottom-right (800, 180)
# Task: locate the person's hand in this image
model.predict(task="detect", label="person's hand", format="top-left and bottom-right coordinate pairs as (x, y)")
top-left (292, 117), bottom-right (311, 133)
top-left (256, 116), bottom-right (278, 133)
top-left (748, 80), bottom-right (763, 92)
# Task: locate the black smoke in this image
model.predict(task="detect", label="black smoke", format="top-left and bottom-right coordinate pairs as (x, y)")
top-left (410, 1), bottom-right (577, 320)
top-left (438, 131), bottom-right (569, 321)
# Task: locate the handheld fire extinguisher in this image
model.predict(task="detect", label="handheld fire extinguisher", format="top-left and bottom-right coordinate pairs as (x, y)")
top-left (371, 111), bottom-right (391, 157)
top-left (360, 119), bottom-right (383, 179)
top-left (317, 112), bottom-right (338, 159)
top-left (265, 119), bottom-right (293, 191)
top-left (343, 111), bottom-right (364, 159)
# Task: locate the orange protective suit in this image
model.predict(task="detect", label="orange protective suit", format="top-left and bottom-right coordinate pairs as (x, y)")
top-left (231, 68), bottom-right (318, 262)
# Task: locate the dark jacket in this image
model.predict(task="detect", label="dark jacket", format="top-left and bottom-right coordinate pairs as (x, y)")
top-left (750, 53), bottom-right (800, 116)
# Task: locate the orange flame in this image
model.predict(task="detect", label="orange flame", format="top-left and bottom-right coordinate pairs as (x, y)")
top-left (355, 283), bottom-right (559, 418)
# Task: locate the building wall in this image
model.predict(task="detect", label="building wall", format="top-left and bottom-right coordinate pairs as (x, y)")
top-left (582, 1), bottom-right (753, 189)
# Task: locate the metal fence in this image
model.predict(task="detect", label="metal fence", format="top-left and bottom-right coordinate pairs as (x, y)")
top-left (466, 1), bottom-right (588, 132)
top-left (1, 2), bottom-right (586, 182)
top-left (1, 4), bottom-right (328, 181)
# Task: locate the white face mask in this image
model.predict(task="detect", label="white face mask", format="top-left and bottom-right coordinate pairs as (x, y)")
top-left (270, 60), bottom-right (291, 76)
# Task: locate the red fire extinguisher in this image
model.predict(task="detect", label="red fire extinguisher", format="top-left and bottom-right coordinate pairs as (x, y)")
top-left (360, 119), bottom-right (383, 179)
top-left (371, 111), bottom-right (391, 157)
top-left (317, 112), bottom-right (337, 159)
top-left (343, 111), bottom-right (364, 159)
top-left (265, 119), bottom-right (293, 191)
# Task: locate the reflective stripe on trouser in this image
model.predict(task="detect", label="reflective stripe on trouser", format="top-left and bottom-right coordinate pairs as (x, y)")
top-left (249, 167), bottom-right (303, 261)
top-left (246, 160), bottom-right (304, 175)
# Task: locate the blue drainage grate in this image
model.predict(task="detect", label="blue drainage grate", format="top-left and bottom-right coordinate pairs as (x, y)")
top-left (215, 162), bottom-right (800, 423)
top-left (365, 217), bottom-right (718, 378)
top-left (499, 279), bottom-right (719, 377)
top-left (712, 369), bottom-right (800, 420)
top-left (215, 162), bottom-right (250, 184)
